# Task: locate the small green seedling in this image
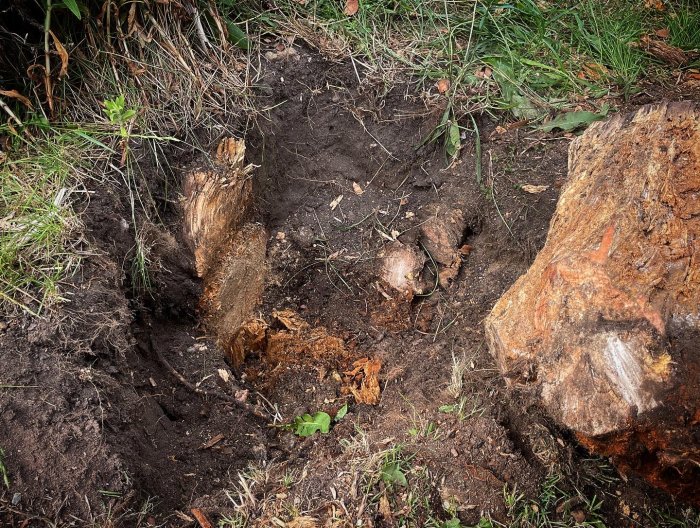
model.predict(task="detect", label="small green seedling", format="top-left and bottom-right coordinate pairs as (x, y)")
top-left (334, 403), bottom-right (348, 422)
top-left (291, 404), bottom-right (348, 437)
top-left (102, 95), bottom-right (137, 138)
top-left (292, 411), bottom-right (331, 437)
top-left (380, 461), bottom-right (407, 487)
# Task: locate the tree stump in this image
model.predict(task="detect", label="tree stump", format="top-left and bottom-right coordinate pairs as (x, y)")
top-left (183, 138), bottom-right (267, 367)
top-left (485, 102), bottom-right (700, 504)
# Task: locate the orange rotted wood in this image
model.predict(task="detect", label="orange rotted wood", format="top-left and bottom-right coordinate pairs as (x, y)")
top-left (485, 102), bottom-right (700, 504)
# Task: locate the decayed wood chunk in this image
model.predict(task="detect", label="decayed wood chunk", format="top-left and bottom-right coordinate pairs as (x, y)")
top-left (485, 102), bottom-right (700, 504)
top-left (202, 223), bottom-right (267, 362)
top-left (182, 137), bottom-right (255, 277)
top-left (419, 204), bottom-right (467, 287)
top-left (182, 138), bottom-right (266, 368)
top-left (378, 241), bottom-right (426, 294)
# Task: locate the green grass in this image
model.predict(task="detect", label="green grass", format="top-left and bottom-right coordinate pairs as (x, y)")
top-left (0, 447), bottom-right (9, 489)
top-left (499, 475), bottom-right (607, 527)
top-left (666, 1), bottom-right (700, 52)
top-left (644, 507), bottom-right (700, 528)
top-left (234, 0), bottom-right (659, 107)
top-left (0, 125), bottom-right (97, 315)
top-left (571, 1), bottom-right (648, 95)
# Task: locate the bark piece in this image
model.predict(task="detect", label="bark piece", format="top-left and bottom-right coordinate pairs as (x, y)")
top-left (640, 35), bottom-right (694, 67)
top-left (419, 204), bottom-right (467, 287)
top-left (485, 102), bottom-right (700, 504)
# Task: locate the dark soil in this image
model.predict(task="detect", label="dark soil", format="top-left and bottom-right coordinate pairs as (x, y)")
top-left (0, 46), bottom-right (696, 527)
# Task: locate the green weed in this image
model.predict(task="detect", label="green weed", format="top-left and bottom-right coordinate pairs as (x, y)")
top-left (439, 396), bottom-right (485, 421)
top-left (102, 95), bottom-right (137, 139)
top-left (288, 404), bottom-right (347, 436)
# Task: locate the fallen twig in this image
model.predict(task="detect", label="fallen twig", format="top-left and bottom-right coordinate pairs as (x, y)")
top-left (191, 508), bottom-right (214, 528)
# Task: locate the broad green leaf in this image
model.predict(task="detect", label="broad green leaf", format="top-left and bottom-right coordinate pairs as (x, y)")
top-left (62, 0), bottom-right (82, 19)
top-left (445, 121), bottom-right (461, 159)
top-left (334, 403), bottom-right (348, 422)
top-left (487, 59), bottom-right (540, 120)
top-left (443, 520), bottom-right (462, 528)
top-left (538, 110), bottom-right (608, 132)
top-left (380, 462), bottom-right (407, 487)
top-left (439, 404), bottom-right (455, 413)
top-left (293, 412), bottom-right (331, 437)
top-left (225, 20), bottom-right (250, 51)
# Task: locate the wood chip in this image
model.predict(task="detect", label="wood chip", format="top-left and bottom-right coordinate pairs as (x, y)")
top-left (200, 434), bottom-right (225, 450)
top-left (521, 184), bottom-right (549, 194)
top-left (378, 493), bottom-right (393, 523)
top-left (191, 508), bottom-right (214, 528)
top-left (344, 357), bottom-right (382, 405)
top-left (436, 78), bottom-right (450, 93)
top-left (352, 182), bottom-right (364, 195)
top-left (330, 194), bottom-right (344, 210)
top-left (343, 0), bottom-right (359, 16)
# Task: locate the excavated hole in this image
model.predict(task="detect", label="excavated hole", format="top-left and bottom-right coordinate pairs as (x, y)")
top-left (108, 48), bottom-right (676, 523)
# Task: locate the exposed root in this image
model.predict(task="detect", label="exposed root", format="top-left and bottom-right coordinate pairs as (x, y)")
top-left (149, 336), bottom-right (269, 421)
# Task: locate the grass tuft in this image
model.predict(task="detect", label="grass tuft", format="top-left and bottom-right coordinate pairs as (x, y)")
top-left (666, 1), bottom-right (700, 52)
top-left (0, 447), bottom-right (9, 489)
top-left (0, 126), bottom-right (97, 314)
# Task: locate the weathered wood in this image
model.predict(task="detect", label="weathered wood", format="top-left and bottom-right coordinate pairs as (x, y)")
top-left (183, 137), bottom-right (266, 368)
top-left (485, 102), bottom-right (700, 503)
top-left (183, 137), bottom-right (255, 277)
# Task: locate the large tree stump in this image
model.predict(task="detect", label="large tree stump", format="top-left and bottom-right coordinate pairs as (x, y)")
top-left (485, 102), bottom-right (700, 503)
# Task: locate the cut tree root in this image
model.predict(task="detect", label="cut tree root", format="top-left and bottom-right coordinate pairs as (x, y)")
top-left (149, 337), bottom-right (268, 420)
